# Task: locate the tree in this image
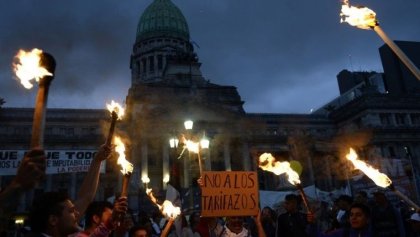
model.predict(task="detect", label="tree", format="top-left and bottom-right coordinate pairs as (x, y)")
top-left (0, 97), bottom-right (5, 108)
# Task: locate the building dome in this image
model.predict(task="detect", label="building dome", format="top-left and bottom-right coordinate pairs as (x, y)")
top-left (136, 0), bottom-right (190, 41)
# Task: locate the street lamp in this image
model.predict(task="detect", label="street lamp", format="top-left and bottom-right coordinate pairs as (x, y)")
top-left (200, 133), bottom-right (210, 149)
top-left (169, 137), bottom-right (179, 149)
top-left (142, 176), bottom-right (150, 189)
top-left (184, 120), bottom-right (193, 130)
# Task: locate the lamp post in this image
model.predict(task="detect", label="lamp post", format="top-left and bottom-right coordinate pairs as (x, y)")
top-left (169, 120), bottom-right (210, 185)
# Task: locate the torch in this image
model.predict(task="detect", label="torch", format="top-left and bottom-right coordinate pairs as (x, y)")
top-left (346, 148), bottom-right (420, 210)
top-left (259, 153), bottom-right (311, 212)
top-left (105, 101), bottom-right (125, 146)
top-left (13, 48), bottom-right (56, 149)
top-left (114, 136), bottom-right (133, 197)
top-left (146, 188), bottom-right (181, 219)
top-left (184, 139), bottom-right (203, 175)
top-left (340, 0), bottom-right (420, 81)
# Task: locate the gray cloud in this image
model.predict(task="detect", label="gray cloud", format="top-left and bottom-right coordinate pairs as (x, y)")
top-left (1, 0), bottom-right (419, 112)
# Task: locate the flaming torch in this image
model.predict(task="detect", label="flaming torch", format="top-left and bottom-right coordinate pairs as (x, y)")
top-left (105, 101), bottom-right (125, 146)
top-left (13, 48), bottom-right (56, 149)
top-left (178, 136), bottom-right (204, 175)
top-left (346, 148), bottom-right (419, 210)
top-left (259, 153), bottom-right (311, 212)
top-left (340, 0), bottom-right (420, 81)
top-left (114, 136), bottom-right (133, 197)
top-left (146, 188), bottom-right (181, 219)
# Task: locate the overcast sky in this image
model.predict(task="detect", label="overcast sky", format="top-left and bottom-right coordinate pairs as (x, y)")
top-left (0, 0), bottom-right (419, 113)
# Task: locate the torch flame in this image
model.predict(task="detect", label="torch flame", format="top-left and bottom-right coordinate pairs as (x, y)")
top-left (146, 189), bottom-right (181, 219)
top-left (346, 148), bottom-right (392, 188)
top-left (185, 140), bottom-right (200, 154)
top-left (114, 136), bottom-right (133, 175)
top-left (106, 100), bottom-right (125, 120)
top-left (340, 0), bottom-right (377, 30)
top-left (13, 48), bottom-right (53, 89)
top-left (258, 153), bottom-right (301, 185)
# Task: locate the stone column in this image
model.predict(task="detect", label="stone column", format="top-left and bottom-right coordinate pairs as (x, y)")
top-left (204, 148), bottom-right (212, 170)
top-left (141, 141), bottom-right (148, 189)
top-left (224, 141), bottom-right (231, 171)
top-left (242, 142), bottom-right (250, 171)
top-left (407, 114), bottom-right (413, 126)
top-left (183, 153), bottom-right (190, 188)
top-left (162, 144), bottom-right (169, 189)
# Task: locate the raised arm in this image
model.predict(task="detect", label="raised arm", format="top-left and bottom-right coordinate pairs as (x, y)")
top-left (74, 144), bottom-right (112, 219)
top-left (254, 210), bottom-right (267, 237)
top-left (0, 149), bottom-right (45, 217)
top-left (160, 218), bottom-right (175, 237)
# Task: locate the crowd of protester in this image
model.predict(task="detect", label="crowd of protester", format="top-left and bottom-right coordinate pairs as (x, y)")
top-left (1, 147), bottom-right (420, 237)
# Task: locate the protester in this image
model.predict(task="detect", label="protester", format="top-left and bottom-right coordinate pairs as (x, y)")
top-left (113, 212), bottom-right (135, 237)
top-left (180, 214), bottom-right (195, 237)
top-left (28, 192), bottom-right (81, 237)
top-left (353, 191), bottom-right (369, 206)
top-left (260, 206), bottom-right (276, 237)
top-left (275, 194), bottom-right (313, 237)
top-left (189, 211), bottom-right (201, 236)
top-left (129, 225), bottom-right (149, 237)
top-left (27, 144), bottom-right (114, 237)
top-left (0, 149), bottom-right (46, 216)
top-left (206, 212), bottom-right (266, 237)
top-left (195, 177), bottom-right (266, 237)
top-left (334, 195), bottom-right (353, 230)
top-left (408, 213), bottom-right (420, 237)
top-left (76, 199), bottom-right (128, 237)
top-left (311, 203), bottom-right (372, 237)
top-left (370, 190), bottom-right (405, 237)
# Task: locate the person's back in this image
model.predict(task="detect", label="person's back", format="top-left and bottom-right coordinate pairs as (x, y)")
top-left (260, 207), bottom-right (275, 237)
top-left (276, 194), bottom-right (310, 237)
top-left (277, 211), bottom-right (309, 237)
top-left (370, 191), bottom-right (404, 237)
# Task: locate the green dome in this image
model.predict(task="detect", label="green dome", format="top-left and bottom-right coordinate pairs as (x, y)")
top-left (137, 0), bottom-right (190, 41)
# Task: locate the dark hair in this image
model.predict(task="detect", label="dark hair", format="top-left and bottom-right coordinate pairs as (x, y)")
top-left (129, 225), bottom-right (149, 237)
top-left (29, 192), bottom-right (70, 233)
top-left (189, 211), bottom-right (200, 227)
top-left (337, 195), bottom-right (353, 204)
top-left (285, 194), bottom-right (300, 202)
top-left (262, 206), bottom-right (276, 220)
top-left (350, 203), bottom-right (371, 218)
top-left (84, 201), bottom-right (113, 228)
top-left (356, 191), bottom-right (368, 198)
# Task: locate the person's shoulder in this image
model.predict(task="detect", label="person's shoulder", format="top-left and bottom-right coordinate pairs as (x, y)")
top-left (24, 233), bottom-right (49, 237)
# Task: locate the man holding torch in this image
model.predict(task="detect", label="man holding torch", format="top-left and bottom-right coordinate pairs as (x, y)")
top-left (27, 143), bottom-right (116, 237)
top-left (275, 194), bottom-right (313, 237)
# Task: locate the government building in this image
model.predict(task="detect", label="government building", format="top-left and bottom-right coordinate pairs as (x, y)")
top-left (1, 0), bottom-right (420, 224)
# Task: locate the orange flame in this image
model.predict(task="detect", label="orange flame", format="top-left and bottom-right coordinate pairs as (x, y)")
top-left (114, 136), bottom-right (133, 175)
top-left (340, 0), bottom-right (377, 30)
top-left (146, 189), bottom-right (181, 219)
top-left (258, 153), bottom-right (301, 185)
top-left (185, 140), bottom-right (200, 154)
top-left (13, 48), bottom-right (53, 89)
top-left (346, 148), bottom-right (392, 188)
top-left (106, 100), bottom-right (125, 120)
